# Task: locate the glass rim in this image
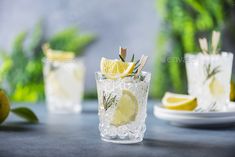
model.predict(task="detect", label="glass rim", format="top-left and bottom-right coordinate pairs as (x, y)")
top-left (185, 51), bottom-right (233, 57)
top-left (95, 71), bottom-right (151, 82)
top-left (42, 57), bottom-right (84, 63)
top-left (95, 71), bottom-right (151, 75)
top-left (184, 52), bottom-right (233, 62)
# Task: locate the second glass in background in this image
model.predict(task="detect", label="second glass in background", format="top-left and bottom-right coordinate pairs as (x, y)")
top-left (43, 58), bottom-right (85, 113)
top-left (185, 52), bottom-right (233, 111)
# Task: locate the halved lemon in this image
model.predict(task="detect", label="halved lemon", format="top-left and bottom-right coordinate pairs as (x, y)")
top-left (162, 92), bottom-right (197, 111)
top-left (111, 89), bottom-right (138, 127)
top-left (230, 81), bottom-right (235, 101)
top-left (100, 57), bottom-right (135, 79)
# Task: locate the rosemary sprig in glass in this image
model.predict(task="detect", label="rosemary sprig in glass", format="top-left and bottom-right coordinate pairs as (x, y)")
top-left (204, 63), bottom-right (220, 83)
top-left (103, 91), bottom-right (117, 110)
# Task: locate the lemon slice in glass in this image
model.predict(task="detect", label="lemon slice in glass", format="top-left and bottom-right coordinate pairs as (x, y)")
top-left (100, 57), bottom-right (135, 79)
top-left (209, 77), bottom-right (224, 96)
top-left (111, 89), bottom-right (138, 127)
top-left (162, 92), bottom-right (197, 111)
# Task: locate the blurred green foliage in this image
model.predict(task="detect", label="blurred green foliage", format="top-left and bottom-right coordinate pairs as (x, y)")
top-left (0, 23), bottom-right (44, 102)
top-left (49, 28), bottom-right (95, 55)
top-left (151, 0), bottom-right (235, 98)
top-left (0, 23), bottom-right (95, 102)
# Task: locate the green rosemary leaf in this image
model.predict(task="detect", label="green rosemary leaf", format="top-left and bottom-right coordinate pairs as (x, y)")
top-left (103, 92), bottom-right (117, 110)
top-left (135, 59), bottom-right (140, 65)
top-left (131, 54), bottom-right (135, 62)
top-left (204, 63), bottom-right (221, 83)
top-left (110, 95), bottom-right (117, 104)
top-left (106, 93), bottom-right (111, 101)
top-left (133, 68), bottom-right (138, 73)
top-left (134, 63), bottom-right (140, 70)
top-left (140, 74), bottom-right (145, 81)
top-left (119, 55), bottom-right (125, 62)
top-left (132, 64), bottom-right (140, 75)
top-left (213, 66), bottom-right (220, 73)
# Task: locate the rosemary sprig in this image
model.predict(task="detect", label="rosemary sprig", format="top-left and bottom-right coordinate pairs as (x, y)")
top-left (132, 59), bottom-right (140, 75)
top-left (204, 63), bottom-right (220, 83)
top-left (103, 92), bottom-right (117, 110)
top-left (117, 47), bottom-right (148, 79)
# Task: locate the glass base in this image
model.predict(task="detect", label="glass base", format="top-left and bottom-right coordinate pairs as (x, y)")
top-left (47, 104), bottom-right (82, 114)
top-left (101, 137), bottom-right (143, 144)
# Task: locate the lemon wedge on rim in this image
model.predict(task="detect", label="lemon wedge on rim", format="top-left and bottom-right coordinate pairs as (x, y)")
top-left (162, 92), bottom-right (197, 111)
top-left (46, 51), bottom-right (75, 61)
top-left (43, 43), bottom-right (75, 61)
top-left (100, 57), bottom-right (135, 79)
top-left (111, 89), bottom-right (138, 127)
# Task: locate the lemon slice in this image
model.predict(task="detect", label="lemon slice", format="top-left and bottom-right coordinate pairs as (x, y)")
top-left (100, 57), bottom-right (135, 79)
top-left (162, 92), bottom-right (197, 111)
top-left (209, 77), bottom-right (224, 96)
top-left (0, 90), bottom-right (10, 124)
top-left (111, 89), bottom-right (138, 127)
top-left (43, 44), bottom-right (75, 61)
top-left (46, 52), bottom-right (75, 61)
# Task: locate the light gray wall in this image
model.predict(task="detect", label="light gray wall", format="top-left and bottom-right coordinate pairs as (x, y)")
top-left (0, 0), bottom-right (160, 92)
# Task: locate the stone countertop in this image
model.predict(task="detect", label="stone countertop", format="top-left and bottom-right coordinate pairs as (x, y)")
top-left (0, 101), bottom-right (235, 157)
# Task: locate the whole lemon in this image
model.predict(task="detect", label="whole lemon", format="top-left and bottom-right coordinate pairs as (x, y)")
top-left (0, 89), bottom-right (10, 124)
top-left (230, 81), bottom-right (235, 102)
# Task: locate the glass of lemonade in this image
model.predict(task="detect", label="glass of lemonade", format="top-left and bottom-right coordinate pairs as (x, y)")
top-left (43, 58), bottom-right (85, 113)
top-left (96, 72), bottom-right (151, 143)
top-left (96, 48), bottom-right (151, 144)
top-left (185, 52), bottom-right (233, 111)
top-left (42, 44), bottom-right (85, 113)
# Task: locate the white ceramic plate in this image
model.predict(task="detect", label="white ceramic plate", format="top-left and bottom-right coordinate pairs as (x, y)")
top-left (154, 103), bottom-right (235, 118)
top-left (154, 103), bottom-right (235, 127)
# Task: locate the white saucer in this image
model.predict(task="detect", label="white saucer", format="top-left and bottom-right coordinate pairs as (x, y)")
top-left (154, 102), bottom-right (235, 127)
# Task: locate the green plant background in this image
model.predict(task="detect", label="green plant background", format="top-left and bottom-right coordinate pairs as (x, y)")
top-left (0, 22), bottom-right (95, 102)
top-left (151, 0), bottom-right (235, 98)
top-left (1, 0), bottom-right (235, 102)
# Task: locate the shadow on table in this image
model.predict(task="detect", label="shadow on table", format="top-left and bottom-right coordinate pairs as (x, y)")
top-left (82, 110), bottom-right (97, 114)
top-left (0, 122), bottom-right (38, 132)
top-left (143, 138), bottom-right (208, 149)
top-left (171, 123), bottom-right (235, 130)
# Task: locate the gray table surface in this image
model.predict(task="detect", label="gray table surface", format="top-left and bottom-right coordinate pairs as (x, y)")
top-left (0, 100), bottom-right (235, 157)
